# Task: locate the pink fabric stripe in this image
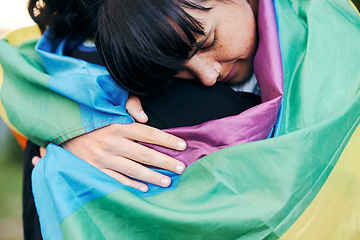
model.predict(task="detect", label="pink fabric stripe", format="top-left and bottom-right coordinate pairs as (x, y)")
top-left (144, 0), bottom-right (284, 166)
top-left (254, 0), bottom-right (284, 102)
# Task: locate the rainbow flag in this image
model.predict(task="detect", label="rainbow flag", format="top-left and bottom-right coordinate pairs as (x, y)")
top-left (1, 0), bottom-right (360, 239)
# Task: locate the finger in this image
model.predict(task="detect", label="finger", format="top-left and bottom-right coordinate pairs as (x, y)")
top-left (115, 139), bottom-right (185, 174)
top-left (102, 169), bottom-right (149, 192)
top-left (114, 123), bottom-right (187, 151)
top-left (125, 94), bottom-right (148, 123)
top-left (32, 156), bottom-right (41, 166)
top-left (106, 155), bottom-right (172, 187)
top-left (39, 147), bottom-right (47, 158)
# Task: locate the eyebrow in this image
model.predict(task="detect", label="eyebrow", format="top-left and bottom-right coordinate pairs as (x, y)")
top-left (189, 27), bottom-right (215, 57)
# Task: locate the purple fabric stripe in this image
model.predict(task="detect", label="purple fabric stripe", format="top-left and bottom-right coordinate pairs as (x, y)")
top-left (143, 0), bottom-right (284, 166)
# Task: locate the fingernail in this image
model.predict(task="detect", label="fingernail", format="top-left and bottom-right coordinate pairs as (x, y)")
top-left (176, 165), bottom-right (185, 174)
top-left (140, 186), bottom-right (148, 192)
top-left (139, 111), bottom-right (148, 121)
top-left (177, 141), bottom-right (186, 150)
top-left (161, 178), bottom-right (171, 187)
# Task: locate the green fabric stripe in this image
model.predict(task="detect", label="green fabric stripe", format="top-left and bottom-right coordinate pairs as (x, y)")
top-left (276, 0), bottom-right (360, 134)
top-left (0, 39), bottom-right (83, 146)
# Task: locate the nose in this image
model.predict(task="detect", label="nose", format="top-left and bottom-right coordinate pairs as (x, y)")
top-left (185, 55), bottom-right (222, 86)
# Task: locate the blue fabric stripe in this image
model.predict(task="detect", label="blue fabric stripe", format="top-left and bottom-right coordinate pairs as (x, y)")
top-left (31, 148), bottom-right (64, 240)
top-left (271, 0), bottom-right (284, 138)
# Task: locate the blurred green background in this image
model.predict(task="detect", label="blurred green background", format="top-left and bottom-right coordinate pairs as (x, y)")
top-left (0, 119), bottom-right (24, 240)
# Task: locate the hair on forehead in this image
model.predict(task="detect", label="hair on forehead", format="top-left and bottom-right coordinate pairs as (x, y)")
top-left (95, 0), bottom-right (212, 96)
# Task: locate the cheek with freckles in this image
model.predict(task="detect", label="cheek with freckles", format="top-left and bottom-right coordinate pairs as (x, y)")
top-left (213, 3), bottom-right (257, 62)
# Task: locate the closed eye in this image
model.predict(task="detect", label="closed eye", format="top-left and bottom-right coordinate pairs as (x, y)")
top-left (190, 28), bottom-right (216, 57)
top-left (201, 35), bottom-right (217, 50)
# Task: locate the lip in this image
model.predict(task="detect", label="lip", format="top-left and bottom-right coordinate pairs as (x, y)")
top-left (220, 64), bottom-right (237, 83)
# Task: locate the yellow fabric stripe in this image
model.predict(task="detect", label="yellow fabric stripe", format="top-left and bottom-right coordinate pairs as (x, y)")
top-left (279, 123), bottom-right (360, 240)
top-left (1, 25), bottom-right (41, 45)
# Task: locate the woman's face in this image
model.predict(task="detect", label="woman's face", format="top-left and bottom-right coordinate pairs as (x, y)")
top-left (176, 0), bottom-right (258, 86)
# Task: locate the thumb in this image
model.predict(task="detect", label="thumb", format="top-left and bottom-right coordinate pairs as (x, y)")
top-left (125, 94), bottom-right (148, 123)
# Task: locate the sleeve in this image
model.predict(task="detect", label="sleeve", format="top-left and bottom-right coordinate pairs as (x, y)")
top-left (0, 26), bottom-right (134, 147)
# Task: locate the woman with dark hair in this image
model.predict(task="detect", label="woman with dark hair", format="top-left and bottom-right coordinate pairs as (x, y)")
top-left (18, 0), bottom-right (260, 238)
top-left (27, 0), bottom-right (260, 192)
